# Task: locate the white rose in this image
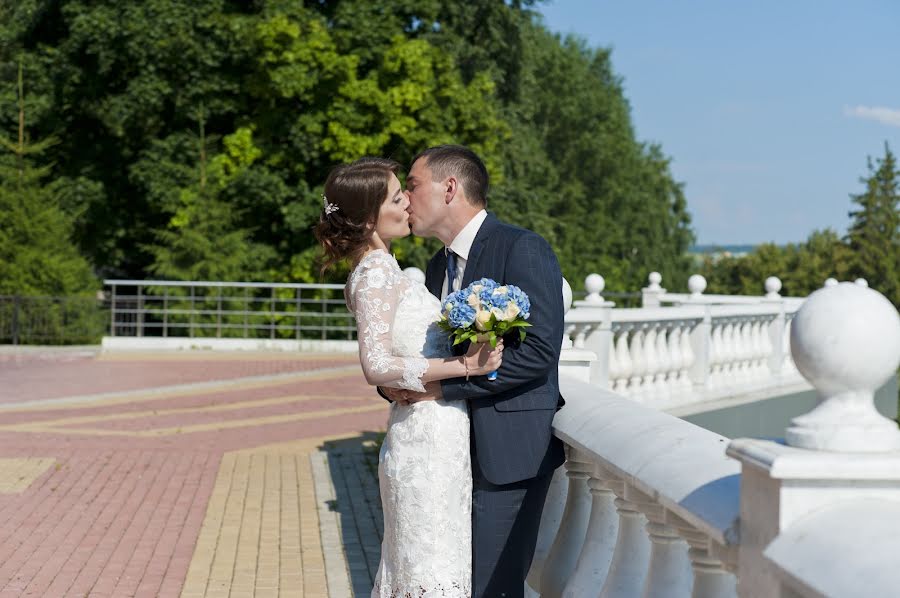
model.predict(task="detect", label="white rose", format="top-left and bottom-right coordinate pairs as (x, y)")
top-left (493, 286), bottom-right (508, 296)
top-left (504, 302), bottom-right (520, 320)
top-left (474, 308), bottom-right (493, 331)
top-left (491, 307), bottom-right (508, 321)
top-left (467, 293), bottom-right (480, 307)
top-left (472, 284), bottom-right (484, 293)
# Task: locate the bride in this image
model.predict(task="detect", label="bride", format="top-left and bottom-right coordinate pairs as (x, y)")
top-left (314, 157), bottom-right (502, 597)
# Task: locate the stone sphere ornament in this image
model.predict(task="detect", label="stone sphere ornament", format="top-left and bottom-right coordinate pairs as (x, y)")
top-left (765, 276), bottom-right (782, 298)
top-left (787, 282), bottom-right (900, 452)
top-left (402, 266), bottom-right (426, 284)
top-left (583, 273), bottom-right (605, 304)
top-left (562, 277), bottom-right (573, 314)
top-left (688, 274), bottom-right (707, 297)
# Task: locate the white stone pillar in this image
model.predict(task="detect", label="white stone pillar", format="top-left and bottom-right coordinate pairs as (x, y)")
top-left (541, 452), bottom-right (594, 597)
top-left (574, 275), bottom-right (615, 388)
top-left (727, 282), bottom-right (900, 597)
top-left (688, 306), bottom-right (711, 389)
top-left (562, 466), bottom-right (619, 597)
top-left (642, 272), bottom-right (666, 307)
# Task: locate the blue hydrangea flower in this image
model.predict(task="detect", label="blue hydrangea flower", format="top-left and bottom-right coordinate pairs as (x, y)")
top-left (507, 285), bottom-right (530, 319)
top-left (448, 304), bottom-right (477, 328)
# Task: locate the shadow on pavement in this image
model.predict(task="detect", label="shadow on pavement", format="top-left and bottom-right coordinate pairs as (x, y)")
top-left (321, 432), bottom-right (384, 597)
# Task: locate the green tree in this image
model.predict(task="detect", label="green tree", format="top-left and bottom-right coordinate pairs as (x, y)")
top-left (846, 143), bottom-right (900, 306)
top-left (0, 58), bottom-right (96, 296)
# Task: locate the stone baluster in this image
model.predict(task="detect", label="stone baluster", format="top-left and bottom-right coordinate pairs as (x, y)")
top-left (678, 321), bottom-right (695, 395)
top-left (666, 324), bottom-right (684, 399)
top-left (707, 321), bottom-right (724, 390)
top-left (642, 272), bottom-right (666, 307)
top-left (613, 327), bottom-right (633, 396)
top-left (737, 320), bottom-right (753, 383)
top-left (781, 317), bottom-right (795, 374)
top-left (628, 327), bottom-right (647, 400)
top-left (653, 323), bottom-right (672, 400)
top-left (526, 467), bottom-right (570, 597)
top-left (669, 516), bottom-right (737, 598)
top-left (541, 452), bottom-right (594, 597)
top-left (632, 493), bottom-right (692, 598)
top-left (597, 482), bottom-right (652, 598)
top-left (720, 321), bottom-right (736, 388)
top-left (749, 319), bottom-right (765, 380)
top-left (561, 465), bottom-right (619, 597)
top-left (641, 326), bottom-right (661, 402)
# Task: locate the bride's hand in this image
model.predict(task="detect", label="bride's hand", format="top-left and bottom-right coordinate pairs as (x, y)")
top-left (464, 339), bottom-right (503, 376)
top-left (396, 381), bottom-right (442, 406)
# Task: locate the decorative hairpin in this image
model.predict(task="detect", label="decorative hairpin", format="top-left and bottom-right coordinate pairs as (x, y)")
top-left (323, 194), bottom-right (339, 215)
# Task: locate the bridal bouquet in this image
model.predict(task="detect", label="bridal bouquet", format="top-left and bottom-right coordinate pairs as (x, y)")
top-left (438, 278), bottom-right (531, 380)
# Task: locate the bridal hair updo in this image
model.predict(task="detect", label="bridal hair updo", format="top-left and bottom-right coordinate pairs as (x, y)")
top-left (314, 157), bottom-right (401, 272)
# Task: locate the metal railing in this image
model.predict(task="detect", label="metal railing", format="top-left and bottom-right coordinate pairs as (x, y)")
top-left (0, 295), bottom-right (107, 345)
top-left (105, 280), bottom-right (356, 341)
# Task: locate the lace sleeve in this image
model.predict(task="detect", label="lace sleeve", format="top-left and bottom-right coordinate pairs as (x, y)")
top-left (350, 258), bottom-right (429, 392)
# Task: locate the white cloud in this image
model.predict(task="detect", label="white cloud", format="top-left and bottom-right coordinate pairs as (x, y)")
top-left (844, 105), bottom-right (900, 128)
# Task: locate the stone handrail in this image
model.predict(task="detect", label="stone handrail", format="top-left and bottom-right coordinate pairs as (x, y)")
top-left (534, 281), bottom-right (900, 597)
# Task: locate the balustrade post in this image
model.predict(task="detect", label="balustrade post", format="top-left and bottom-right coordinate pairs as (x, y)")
top-left (688, 306), bottom-right (711, 389)
top-left (642, 272), bottom-right (666, 307)
top-left (109, 284), bottom-right (116, 337)
top-left (762, 278), bottom-right (785, 379)
top-left (562, 465), bottom-right (618, 597)
top-left (540, 452), bottom-right (593, 597)
top-left (574, 275), bottom-right (615, 388)
top-left (728, 282), bottom-right (900, 597)
top-left (597, 482), bottom-right (651, 598)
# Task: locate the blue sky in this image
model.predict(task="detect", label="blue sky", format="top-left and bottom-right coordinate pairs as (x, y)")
top-left (537, 0), bottom-right (900, 245)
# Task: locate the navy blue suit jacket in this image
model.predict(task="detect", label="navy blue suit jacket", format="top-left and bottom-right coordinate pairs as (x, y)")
top-left (428, 214), bottom-right (565, 485)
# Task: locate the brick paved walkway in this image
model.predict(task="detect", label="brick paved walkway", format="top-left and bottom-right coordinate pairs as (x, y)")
top-left (0, 349), bottom-right (388, 597)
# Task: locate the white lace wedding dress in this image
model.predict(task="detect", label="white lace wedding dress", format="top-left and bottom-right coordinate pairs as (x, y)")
top-left (346, 249), bottom-right (472, 598)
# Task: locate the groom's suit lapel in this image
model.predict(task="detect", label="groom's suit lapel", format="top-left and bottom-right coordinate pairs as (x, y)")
top-left (460, 213), bottom-right (500, 289)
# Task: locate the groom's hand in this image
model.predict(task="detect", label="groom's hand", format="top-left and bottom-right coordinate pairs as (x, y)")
top-left (397, 381), bottom-right (443, 406)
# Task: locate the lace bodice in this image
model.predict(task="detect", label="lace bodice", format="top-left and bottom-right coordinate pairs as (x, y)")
top-left (346, 250), bottom-right (451, 392)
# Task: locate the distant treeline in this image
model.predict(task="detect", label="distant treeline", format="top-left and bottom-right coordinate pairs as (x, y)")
top-left (0, 0), bottom-right (693, 297)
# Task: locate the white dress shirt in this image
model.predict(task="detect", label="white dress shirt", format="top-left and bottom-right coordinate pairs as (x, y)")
top-left (441, 209), bottom-right (488, 300)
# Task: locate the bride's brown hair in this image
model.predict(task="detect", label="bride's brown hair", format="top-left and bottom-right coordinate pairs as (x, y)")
top-left (314, 157), bottom-right (401, 273)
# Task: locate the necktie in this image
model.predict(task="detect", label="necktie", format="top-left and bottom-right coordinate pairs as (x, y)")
top-left (445, 249), bottom-right (458, 294)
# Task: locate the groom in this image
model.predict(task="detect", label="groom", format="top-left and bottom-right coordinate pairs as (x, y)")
top-left (387, 144), bottom-right (565, 597)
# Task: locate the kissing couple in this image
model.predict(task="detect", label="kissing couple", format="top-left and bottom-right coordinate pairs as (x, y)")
top-left (315, 145), bottom-right (565, 598)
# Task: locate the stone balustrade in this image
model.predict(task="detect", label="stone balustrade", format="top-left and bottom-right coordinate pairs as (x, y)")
top-left (533, 281), bottom-right (900, 597)
top-left (564, 272), bottom-right (806, 407)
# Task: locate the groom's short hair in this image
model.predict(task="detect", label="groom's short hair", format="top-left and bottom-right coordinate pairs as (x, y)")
top-left (412, 145), bottom-right (489, 208)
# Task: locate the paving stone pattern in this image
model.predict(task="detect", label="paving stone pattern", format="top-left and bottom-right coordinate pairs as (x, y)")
top-left (0, 350), bottom-right (389, 597)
